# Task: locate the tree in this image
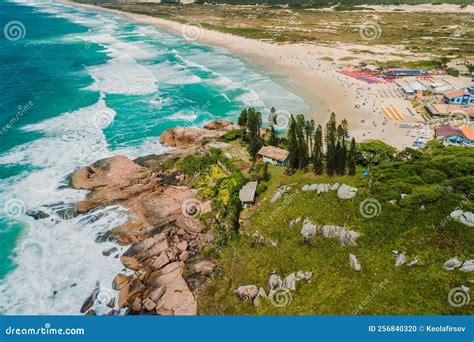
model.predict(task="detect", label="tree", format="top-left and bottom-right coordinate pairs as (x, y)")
top-left (313, 124), bottom-right (324, 174)
top-left (287, 115), bottom-right (299, 170)
top-left (269, 122), bottom-right (278, 146)
top-left (246, 107), bottom-right (262, 139)
top-left (296, 114), bottom-right (309, 169)
top-left (357, 140), bottom-right (397, 166)
top-left (237, 109), bottom-right (248, 140)
top-left (335, 124), bottom-right (347, 175)
top-left (246, 108), bottom-right (263, 161)
top-left (438, 56), bottom-right (451, 70)
top-left (304, 119), bottom-right (315, 157)
top-left (248, 135), bottom-right (263, 162)
top-left (465, 62), bottom-right (474, 75)
top-left (325, 113), bottom-right (337, 176)
top-left (348, 137), bottom-right (357, 176)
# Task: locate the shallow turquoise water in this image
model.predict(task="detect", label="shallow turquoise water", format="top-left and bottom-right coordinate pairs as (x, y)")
top-left (0, 0), bottom-right (308, 314)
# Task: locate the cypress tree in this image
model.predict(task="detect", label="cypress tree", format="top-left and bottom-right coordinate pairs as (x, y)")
top-left (246, 108), bottom-right (263, 161)
top-left (348, 137), bottom-right (357, 176)
top-left (296, 114), bottom-right (309, 169)
top-left (287, 115), bottom-right (299, 170)
top-left (336, 124), bottom-right (347, 175)
top-left (269, 122), bottom-right (278, 146)
top-left (325, 113), bottom-right (337, 176)
top-left (313, 124), bottom-right (324, 175)
top-left (238, 109), bottom-right (248, 140)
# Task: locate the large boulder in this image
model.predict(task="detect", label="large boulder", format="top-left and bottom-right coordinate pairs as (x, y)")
top-left (118, 279), bottom-right (146, 308)
top-left (175, 215), bottom-right (203, 235)
top-left (235, 285), bottom-right (259, 301)
top-left (460, 260), bottom-right (474, 272)
top-left (194, 261), bottom-right (216, 276)
top-left (395, 253), bottom-right (406, 267)
top-left (159, 120), bottom-right (235, 148)
top-left (337, 184), bottom-right (358, 199)
top-left (301, 219), bottom-right (317, 240)
top-left (268, 273), bottom-right (283, 290)
top-left (203, 120), bottom-right (235, 131)
top-left (443, 257), bottom-right (463, 271)
top-left (253, 287), bottom-right (268, 308)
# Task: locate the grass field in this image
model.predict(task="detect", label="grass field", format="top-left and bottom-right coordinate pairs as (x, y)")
top-left (94, 2), bottom-right (474, 62)
top-left (195, 142), bottom-right (473, 315)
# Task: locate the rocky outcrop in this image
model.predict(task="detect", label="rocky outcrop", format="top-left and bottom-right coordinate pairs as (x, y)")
top-left (160, 120), bottom-right (237, 148)
top-left (460, 260), bottom-right (474, 272)
top-left (235, 271), bottom-right (312, 308)
top-left (69, 134), bottom-right (225, 316)
top-left (443, 257), bottom-right (463, 271)
top-left (337, 184), bottom-right (358, 199)
top-left (300, 218), bottom-right (359, 246)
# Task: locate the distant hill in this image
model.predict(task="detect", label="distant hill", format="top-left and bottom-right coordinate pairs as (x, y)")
top-left (76, 0), bottom-right (473, 6)
top-left (195, 0), bottom-right (471, 6)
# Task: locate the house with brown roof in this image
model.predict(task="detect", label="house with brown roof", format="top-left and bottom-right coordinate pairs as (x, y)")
top-left (257, 146), bottom-right (289, 166)
top-left (443, 89), bottom-right (473, 105)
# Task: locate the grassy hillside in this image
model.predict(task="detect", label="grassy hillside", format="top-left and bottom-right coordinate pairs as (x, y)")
top-left (91, 2), bottom-right (474, 61)
top-left (196, 141), bottom-right (473, 315)
top-left (77, 1), bottom-right (473, 6)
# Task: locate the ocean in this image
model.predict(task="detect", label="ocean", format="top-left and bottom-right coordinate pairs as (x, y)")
top-left (0, 0), bottom-right (309, 314)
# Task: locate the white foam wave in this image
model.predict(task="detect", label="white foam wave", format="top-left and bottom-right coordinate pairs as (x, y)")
top-left (166, 75), bottom-right (201, 85)
top-left (0, 96), bottom-right (126, 315)
top-left (168, 111), bottom-right (199, 122)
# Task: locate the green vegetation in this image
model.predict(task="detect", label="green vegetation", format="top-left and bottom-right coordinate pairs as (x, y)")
top-left (178, 149), bottom-right (247, 249)
top-left (197, 141), bottom-right (473, 315)
top-left (93, 2), bottom-right (474, 61)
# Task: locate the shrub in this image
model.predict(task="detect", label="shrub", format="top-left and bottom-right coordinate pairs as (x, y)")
top-left (222, 129), bottom-right (241, 141)
top-left (256, 183), bottom-right (268, 195)
top-left (420, 168), bottom-right (446, 184)
top-left (446, 68), bottom-right (460, 77)
top-left (401, 186), bottom-right (442, 207)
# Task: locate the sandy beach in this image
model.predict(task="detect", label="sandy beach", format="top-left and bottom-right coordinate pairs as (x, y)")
top-left (65, 1), bottom-right (427, 149)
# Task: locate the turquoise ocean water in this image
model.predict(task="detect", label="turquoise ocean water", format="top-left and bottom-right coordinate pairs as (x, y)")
top-left (0, 0), bottom-right (308, 314)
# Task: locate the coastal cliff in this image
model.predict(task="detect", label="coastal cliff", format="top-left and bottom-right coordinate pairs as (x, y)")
top-left (72, 120), bottom-right (235, 315)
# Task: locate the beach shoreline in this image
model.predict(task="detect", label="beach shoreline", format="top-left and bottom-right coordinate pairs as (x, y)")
top-left (64, 1), bottom-right (424, 149)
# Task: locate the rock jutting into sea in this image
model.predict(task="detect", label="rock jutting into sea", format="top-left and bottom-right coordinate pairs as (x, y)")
top-left (71, 120), bottom-right (235, 315)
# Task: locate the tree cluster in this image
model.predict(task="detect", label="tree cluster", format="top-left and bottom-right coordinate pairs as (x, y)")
top-left (287, 112), bottom-right (357, 176)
